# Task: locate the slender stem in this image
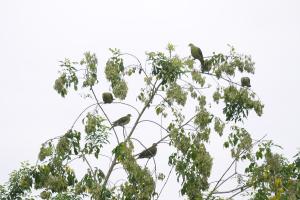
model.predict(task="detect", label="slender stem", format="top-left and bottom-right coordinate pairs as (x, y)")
top-left (138, 120), bottom-right (169, 133)
top-left (156, 113), bottom-right (197, 144)
top-left (228, 186), bottom-right (250, 199)
top-left (184, 69), bottom-right (262, 101)
top-left (131, 138), bottom-right (148, 152)
top-left (211, 159), bottom-right (237, 192)
top-left (70, 103), bottom-right (97, 129)
top-left (213, 185), bottom-right (248, 195)
top-left (90, 87), bottom-right (120, 144)
top-left (114, 101), bottom-right (140, 115)
top-left (119, 52), bottom-right (151, 81)
top-left (216, 172), bottom-right (237, 189)
top-left (125, 82), bottom-right (162, 142)
top-left (206, 134), bottom-right (267, 199)
top-left (82, 154), bottom-right (97, 181)
top-left (156, 166), bottom-right (174, 200)
top-left (100, 81), bottom-right (162, 196)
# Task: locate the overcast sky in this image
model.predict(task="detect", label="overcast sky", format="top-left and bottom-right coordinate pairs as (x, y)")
top-left (0, 0), bottom-right (300, 199)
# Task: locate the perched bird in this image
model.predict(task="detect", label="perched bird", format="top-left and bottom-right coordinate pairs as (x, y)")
top-left (241, 77), bottom-right (251, 87)
top-left (137, 143), bottom-right (157, 159)
top-left (189, 43), bottom-right (205, 68)
top-left (102, 92), bottom-right (114, 104)
top-left (110, 114), bottom-right (131, 129)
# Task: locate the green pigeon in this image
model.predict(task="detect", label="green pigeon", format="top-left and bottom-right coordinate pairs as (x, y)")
top-left (189, 43), bottom-right (205, 68)
top-left (102, 92), bottom-right (114, 104)
top-left (241, 77), bottom-right (251, 87)
top-left (137, 143), bottom-right (157, 159)
top-left (110, 114), bottom-right (131, 129)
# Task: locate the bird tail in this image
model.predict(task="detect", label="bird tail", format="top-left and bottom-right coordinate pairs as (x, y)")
top-left (200, 59), bottom-right (205, 68)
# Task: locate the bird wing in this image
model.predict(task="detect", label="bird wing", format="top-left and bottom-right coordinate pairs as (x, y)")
top-left (138, 145), bottom-right (157, 158)
top-left (196, 47), bottom-right (205, 67)
top-left (118, 116), bottom-right (128, 124)
top-left (191, 46), bottom-right (205, 66)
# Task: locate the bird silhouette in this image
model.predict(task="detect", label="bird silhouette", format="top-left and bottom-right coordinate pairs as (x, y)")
top-left (110, 114), bottom-right (131, 129)
top-left (137, 143), bottom-right (157, 159)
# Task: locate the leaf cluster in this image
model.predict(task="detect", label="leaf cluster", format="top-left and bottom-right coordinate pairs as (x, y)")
top-left (2, 44), bottom-right (298, 200)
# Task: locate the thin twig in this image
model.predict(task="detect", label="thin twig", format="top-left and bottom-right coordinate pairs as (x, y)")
top-left (213, 185), bottom-right (248, 195)
top-left (138, 119), bottom-right (169, 133)
top-left (206, 134), bottom-right (267, 199)
top-left (156, 166), bottom-right (174, 200)
top-left (156, 113), bottom-right (197, 144)
top-left (82, 154), bottom-right (97, 181)
top-left (90, 87), bottom-right (120, 144)
top-left (100, 81), bottom-right (162, 196)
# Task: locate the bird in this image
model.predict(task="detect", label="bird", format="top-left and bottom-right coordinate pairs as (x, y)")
top-left (102, 92), bottom-right (114, 104)
top-left (110, 114), bottom-right (131, 129)
top-left (241, 77), bottom-right (251, 87)
top-left (189, 43), bottom-right (205, 68)
top-left (137, 143), bottom-right (157, 159)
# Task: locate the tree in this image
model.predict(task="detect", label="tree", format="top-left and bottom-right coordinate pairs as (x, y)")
top-left (0, 44), bottom-right (299, 200)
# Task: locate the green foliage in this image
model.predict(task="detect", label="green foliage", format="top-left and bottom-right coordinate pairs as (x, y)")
top-left (166, 83), bottom-right (188, 106)
top-left (3, 44), bottom-right (298, 200)
top-left (56, 130), bottom-right (81, 159)
top-left (114, 142), bottom-right (156, 199)
top-left (81, 52), bottom-right (98, 87)
top-left (213, 88), bottom-right (222, 104)
top-left (214, 117), bottom-right (225, 136)
top-left (39, 143), bottom-right (54, 162)
top-left (194, 107), bottom-right (213, 130)
top-left (111, 79), bottom-right (128, 100)
top-left (53, 52), bottom-right (99, 97)
top-left (191, 70), bottom-right (206, 87)
top-left (54, 59), bottom-right (79, 97)
top-left (83, 113), bottom-right (109, 158)
top-left (222, 86), bottom-right (264, 122)
top-left (245, 144), bottom-right (300, 199)
top-left (169, 124), bottom-right (213, 199)
top-left (5, 162), bottom-right (34, 199)
top-left (224, 126), bottom-right (253, 159)
top-left (33, 164), bottom-right (77, 192)
top-left (147, 47), bottom-right (184, 85)
top-left (51, 192), bottom-right (82, 200)
top-left (105, 49), bottom-right (128, 100)
top-left (207, 45), bottom-right (255, 78)
top-left (74, 168), bottom-right (105, 199)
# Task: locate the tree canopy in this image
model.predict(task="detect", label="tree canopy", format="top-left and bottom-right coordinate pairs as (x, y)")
top-left (1, 44), bottom-right (299, 200)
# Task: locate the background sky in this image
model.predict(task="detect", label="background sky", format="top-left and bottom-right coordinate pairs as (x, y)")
top-left (0, 0), bottom-right (299, 199)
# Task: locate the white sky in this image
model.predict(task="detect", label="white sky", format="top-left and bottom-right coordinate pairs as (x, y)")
top-left (0, 0), bottom-right (300, 199)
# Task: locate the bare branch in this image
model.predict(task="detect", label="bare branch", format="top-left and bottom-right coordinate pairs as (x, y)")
top-left (100, 81), bottom-right (162, 196)
top-left (156, 166), bottom-right (174, 200)
top-left (91, 87), bottom-right (120, 144)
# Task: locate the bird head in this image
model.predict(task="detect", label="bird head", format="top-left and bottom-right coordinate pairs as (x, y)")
top-left (188, 43), bottom-right (194, 47)
top-left (127, 114), bottom-right (132, 118)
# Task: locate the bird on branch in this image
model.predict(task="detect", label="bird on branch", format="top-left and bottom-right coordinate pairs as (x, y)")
top-left (189, 43), bottom-right (205, 66)
top-left (241, 77), bottom-right (251, 87)
top-left (110, 114), bottom-right (131, 129)
top-left (137, 143), bottom-right (157, 159)
top-left (102, 92), bottom-right (114, 104)
top-left (189, 43), bottom-right (210, 72)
